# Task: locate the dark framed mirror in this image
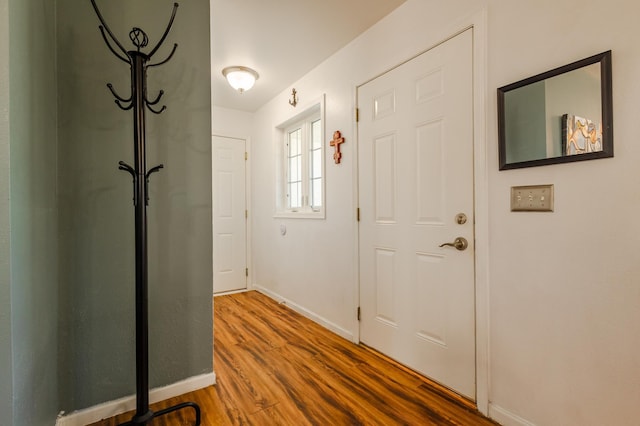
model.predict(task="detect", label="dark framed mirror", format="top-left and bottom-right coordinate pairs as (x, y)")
top-left (498, 50), bottom-right (613, 170)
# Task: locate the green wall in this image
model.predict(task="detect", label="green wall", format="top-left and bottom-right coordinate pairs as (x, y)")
top-left (7, 0), bottom-right (59, 425)
top-left (56, 0), bottom-right (213, 413)
top-left (503, 80), bottom-right (547, 163)
top-left (0, 0), bottom-right (212, 423)
top-left (0, 0), bottom-right (13, 422)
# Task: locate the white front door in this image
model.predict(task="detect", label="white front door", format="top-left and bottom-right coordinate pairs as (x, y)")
top-left (213, 135), bottom-right (247, 294)
top-left (358, 29), bottom-right (476, 399)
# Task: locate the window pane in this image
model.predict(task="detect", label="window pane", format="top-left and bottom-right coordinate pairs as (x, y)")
top-left (311, 178), bottom-right (322, 207)
top-left (289, 154), bottom-right (301, 181)
top-left (311, 149), bottom-right (322, 179)
top-left (310, 118), bottom-right (323, 208)
top-left (288, 128), bottom-right (301, 156)
top-left (289, 181), bottom-right (301, 208)
top-left (288, 136), bottom-right (302, 209)
top-left (311, 119), bottom-right (322, 150)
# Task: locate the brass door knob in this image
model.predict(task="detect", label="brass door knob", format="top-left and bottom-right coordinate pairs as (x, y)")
top-left (439, 237), bottom-right (468, 251)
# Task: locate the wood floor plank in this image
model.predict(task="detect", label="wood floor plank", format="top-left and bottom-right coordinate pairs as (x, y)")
top-left (89, 291), bottom-right (498, 425)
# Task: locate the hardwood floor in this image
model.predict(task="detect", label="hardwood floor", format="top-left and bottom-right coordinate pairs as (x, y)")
top-left (90, 291), bottom-right (497, 425)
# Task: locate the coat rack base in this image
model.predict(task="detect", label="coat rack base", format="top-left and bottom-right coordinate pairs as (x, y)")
top-left (118, 402), bottom-right (201, 425)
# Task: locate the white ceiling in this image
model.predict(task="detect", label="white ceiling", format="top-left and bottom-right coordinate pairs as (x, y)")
top-left (211, 0), bottom-right (406, 112)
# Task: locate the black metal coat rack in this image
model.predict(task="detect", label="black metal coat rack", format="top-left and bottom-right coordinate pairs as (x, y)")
top-left (90, 1), bottom-right (201, 424)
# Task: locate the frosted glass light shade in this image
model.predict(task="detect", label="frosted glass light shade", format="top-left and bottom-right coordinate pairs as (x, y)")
top-left (222, 66), bottom-right (259, 93)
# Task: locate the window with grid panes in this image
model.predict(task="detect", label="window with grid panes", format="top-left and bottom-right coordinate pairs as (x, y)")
top-left (283, 108), bottom-right (323, 215)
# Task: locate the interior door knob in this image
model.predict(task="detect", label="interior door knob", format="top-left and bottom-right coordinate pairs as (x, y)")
top-left (439, 237), bottom-right (468, 251)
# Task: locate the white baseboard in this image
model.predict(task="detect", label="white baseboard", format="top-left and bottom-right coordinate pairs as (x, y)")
top-left (56, 372), bottom-right (216, 426)
top-left (253, 285), bottom-right (355, 342)
top-left (489, 403), bottom-right (536, 426)
top-left (214, 288), bottom-right (249, 297)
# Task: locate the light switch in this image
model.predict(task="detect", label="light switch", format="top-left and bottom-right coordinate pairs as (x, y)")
top-left (511, 184), bottom-right (554, 212)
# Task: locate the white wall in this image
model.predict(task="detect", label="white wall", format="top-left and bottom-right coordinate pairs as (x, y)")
top-left (212, 105), bottom-right (253, 138)
top-left (249, 1), bottom-right (640, 425)
top-left (486, 1), bottom-right (640, 425)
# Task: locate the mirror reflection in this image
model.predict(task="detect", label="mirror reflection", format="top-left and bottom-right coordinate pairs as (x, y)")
top-left (498, 51), bottom-right (612, 170)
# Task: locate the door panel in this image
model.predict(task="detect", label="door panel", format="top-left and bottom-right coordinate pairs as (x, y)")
top-left (358, 29), bottom-right (475, 399)
top-left (213, 136), bottom-right (247, 294)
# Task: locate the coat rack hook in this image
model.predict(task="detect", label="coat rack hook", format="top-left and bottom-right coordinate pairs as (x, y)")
top-left (108, 83), bottom-right (134, 110)
top-left (146, 103), bottom-right (167, 115)
top-left (146, 164), bottom-right (164, 180)
top-left (147, 3), bottom-right (179, 58)
top-left (148, 44), bottom-right (178, 68)
top-left (115, 100), bottom-right (134, 111)
top-left (146, 90), bottom-right (165, 106)
top-left (145, 90), bottom-right (166, 113)
top-left (98, 26), bottom-right (130, 64)
top-left (118, 160), bottom-right (135, 176)
top-left (118, 161), bottom-right (137, 205)
top-left (145, 165), bottom-right (164, 205)
top-left (91, 0), bottom-right (129, 61)
top-left (107, 83), bottom-right (132, 103)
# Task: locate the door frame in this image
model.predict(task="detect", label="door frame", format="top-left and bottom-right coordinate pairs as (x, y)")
top-left (212, 133), bottom-right (252, 294)
top-left (352, 10), bottom-right (489, 415)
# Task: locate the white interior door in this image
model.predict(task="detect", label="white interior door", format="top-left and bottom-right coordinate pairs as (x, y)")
top-left (213, 135), bottom-right (247, 294)
top-left (358, 29), bottom-right (476, 399)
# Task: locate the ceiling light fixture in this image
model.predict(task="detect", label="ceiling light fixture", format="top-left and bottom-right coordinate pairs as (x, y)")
top-left (222, 66), bottom-right (259, 93)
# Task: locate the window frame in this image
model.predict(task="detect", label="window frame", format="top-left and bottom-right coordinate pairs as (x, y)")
top-left (275, 95), bottom-right (326, 219)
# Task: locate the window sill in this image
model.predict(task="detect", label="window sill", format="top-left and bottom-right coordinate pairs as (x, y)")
top-left (274, 210), bottom-right (325, 220)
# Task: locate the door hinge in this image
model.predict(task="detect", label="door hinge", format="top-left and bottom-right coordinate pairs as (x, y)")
top-left (245, 210), bottom-right (248, 219)
top-left (245, 151), bottom-right (248, 160)
top-left (357, 207), bottom-right (360, 222)
top-left (357, 306), bottom-right (361, 321)
top-left (355, 108), bottom-right (360, 122)
top-left (245, 268), bottom-right (248, 277)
